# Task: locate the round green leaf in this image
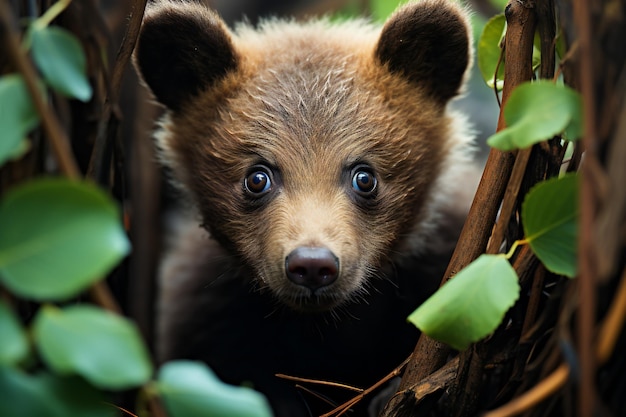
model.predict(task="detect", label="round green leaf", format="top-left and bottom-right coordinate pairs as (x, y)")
top-left (0, 301), bottom-right (29, 365)
top-left (487, 81), bottom-right (583, 151)
top-left (0, 74), bottom-right (39, 165)
top-left (0, 178), bottom-right (130, 301)
top-left (522, 174), bottom-right (578, 278)
top-left (30, 26), bottom-right (92, 102)
top-left (477, 14), bottom-right (505, 90)
top-left (33, 305), bottom-right (153, 389)
top-left (0, 367), bottom-right (113, 417)
top-left (408, 254), bottom-right (520, 351)
top-left (157, 360), bottom-right (273, 417)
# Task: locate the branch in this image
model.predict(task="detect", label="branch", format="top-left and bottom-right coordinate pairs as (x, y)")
top-left (87, 0), bottom-right (148, 183)
top-left (486, 148), bottom-right (532, 254)
top-left (111, 0), bottom-right (147, 98)
top-left (596, 267), bottom-right (626, 364)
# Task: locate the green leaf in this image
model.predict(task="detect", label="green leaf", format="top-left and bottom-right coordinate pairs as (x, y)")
top-left (157, 361), bottom-right (273, 417)
top-left (33, 305), bottom-right (152, 390)
top-left (0, 367), bottom-right (114, 417)
top-left (30, 26), bottom-right (92, 101)
top-left (408, 254), bottom-right (520, 351)
top-left (0, 178), bottom-right (130, 301)
top-left (487, 81), bottom-right (583, 151)
top-left (477, 14), bottom-right (506, 90)
top-left (0, 301), bottom-right (29, 365)
top-left (522, 174), bottom-right (578, 278)
top-left (0, 74), bottom-right (39, 165)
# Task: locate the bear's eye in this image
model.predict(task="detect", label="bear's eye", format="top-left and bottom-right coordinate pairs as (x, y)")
top-left (244, 166), bottom-right (273, 195)
top-left (351, 167), bottom-right (377, 196)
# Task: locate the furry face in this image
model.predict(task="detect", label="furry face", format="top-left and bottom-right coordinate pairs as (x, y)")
top-left (135, 0), bottom-right (474, 313)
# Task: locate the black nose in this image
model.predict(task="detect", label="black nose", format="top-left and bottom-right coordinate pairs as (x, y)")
top-left (285, 247), bottom-right (339, 291)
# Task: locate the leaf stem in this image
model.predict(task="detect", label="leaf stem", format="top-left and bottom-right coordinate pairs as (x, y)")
top-left (504, 239), bottom-right (528, 260)
top-left (33, 0), bottom-right (73, 30)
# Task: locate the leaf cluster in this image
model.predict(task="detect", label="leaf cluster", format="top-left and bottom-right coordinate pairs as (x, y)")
top-left (409, 173), bottom-right (578, 350)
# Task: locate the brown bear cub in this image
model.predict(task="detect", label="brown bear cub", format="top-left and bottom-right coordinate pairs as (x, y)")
top-left (134, 0), bottom-right (476, 415)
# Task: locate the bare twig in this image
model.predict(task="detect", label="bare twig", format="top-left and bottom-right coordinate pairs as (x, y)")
top-left (275, 374), bottom-right (363, 393)
top-left (321, 356), bottom-right (410, 417)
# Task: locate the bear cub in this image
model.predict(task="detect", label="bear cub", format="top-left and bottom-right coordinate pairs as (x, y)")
top-left (134, 0), bottom-right (476, 415)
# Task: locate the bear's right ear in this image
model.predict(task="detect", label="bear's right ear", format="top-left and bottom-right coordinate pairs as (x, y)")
top-left (134, 1), bottom-right (238, 112)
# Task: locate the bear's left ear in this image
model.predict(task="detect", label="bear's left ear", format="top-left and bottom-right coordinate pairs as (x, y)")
top-left (375, 0), bottom-right (471, 105)
top-left (134, 1), bottom-right (239, 112)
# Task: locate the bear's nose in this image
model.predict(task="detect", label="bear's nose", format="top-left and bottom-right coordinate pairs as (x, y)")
top-left (285, 246), bottom-right (339, 291)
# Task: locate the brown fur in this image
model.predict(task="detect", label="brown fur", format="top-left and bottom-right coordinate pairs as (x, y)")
top-left (135, 1), bottom-right (476, 415)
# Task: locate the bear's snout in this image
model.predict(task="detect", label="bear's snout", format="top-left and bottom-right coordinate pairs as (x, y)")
top-left (285, 246), bottom-right (339, 291)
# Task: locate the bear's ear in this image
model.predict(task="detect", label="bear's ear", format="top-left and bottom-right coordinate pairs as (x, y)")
top-left (134, 1), bottom-right (238, 111)
top-left (375, 0), bottom-right (471, 105)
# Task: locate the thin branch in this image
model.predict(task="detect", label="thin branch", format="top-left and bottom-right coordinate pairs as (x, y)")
top-left (486, 148), bottom-right (532, 255)
top-left (88, 279), bottom-right (122, 315)
top-left (322, 356), bottom-right (410, 417)
top-left (275, 374), bottom-right (363, 393)
top-left (596, 267), bottom-right (626, 363)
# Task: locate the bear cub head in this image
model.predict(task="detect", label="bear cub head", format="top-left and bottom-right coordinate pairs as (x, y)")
top-left (134, 0), bottom-right (474, 313)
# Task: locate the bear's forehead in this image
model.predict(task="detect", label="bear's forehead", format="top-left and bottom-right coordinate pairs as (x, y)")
top-left (234, 29), bottom-right (370, 99)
